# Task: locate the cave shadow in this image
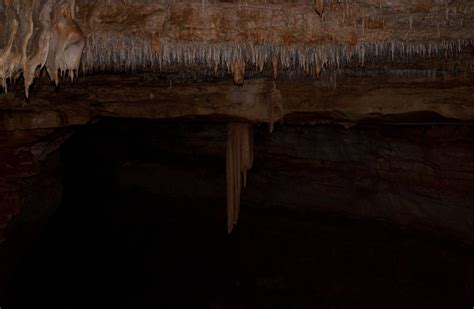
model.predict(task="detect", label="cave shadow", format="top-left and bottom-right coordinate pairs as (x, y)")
top-left (4, 118), bottom-right (474, 309)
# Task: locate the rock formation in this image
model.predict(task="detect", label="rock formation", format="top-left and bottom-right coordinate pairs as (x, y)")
top-left (0, 0), bottom-right (84, 98)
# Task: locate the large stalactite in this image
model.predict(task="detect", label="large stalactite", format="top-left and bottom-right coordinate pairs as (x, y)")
top-left (226, 122), bottom-right (253, 233)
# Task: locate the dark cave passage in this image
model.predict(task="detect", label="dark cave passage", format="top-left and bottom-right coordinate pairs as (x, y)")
top-left (2, 119), bottom-right (474, 308)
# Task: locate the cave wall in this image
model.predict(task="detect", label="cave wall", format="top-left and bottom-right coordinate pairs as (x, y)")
top-left (68, 119), bottom-right (474, 244)
top-left (249, 124), bottom-right (474, 243)
top-left (0, 118), bottom-right (473, 307)
top-left (0, 149), bottom-right (64, 301)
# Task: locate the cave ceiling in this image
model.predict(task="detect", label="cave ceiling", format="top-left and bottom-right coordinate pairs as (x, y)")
top-left (0, 0), bottom-right (473, 126)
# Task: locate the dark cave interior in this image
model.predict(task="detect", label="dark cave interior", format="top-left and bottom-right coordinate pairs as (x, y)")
top-left (0, 119), bottom-right (473, 308)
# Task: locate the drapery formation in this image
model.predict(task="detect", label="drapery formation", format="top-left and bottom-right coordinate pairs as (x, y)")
top-left (226, 122), bottom-right (253, 233)
top-left (0, 0), bottom-right (84, 97)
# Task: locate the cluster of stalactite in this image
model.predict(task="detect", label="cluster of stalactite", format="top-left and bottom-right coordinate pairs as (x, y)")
top-left (76, 0), bottom-right (474, 81)
top-left (0, 0), bottom-right (84, 98)
top-left (2, 0), bottom-right (473, 97)
top-left (82, 33), bottom-right (473, 79)
top-left (226, 122), bottom-right (253, 233)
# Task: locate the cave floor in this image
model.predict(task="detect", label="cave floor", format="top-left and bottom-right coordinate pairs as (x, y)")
top-left (4, 192), bottom-right (474, 308)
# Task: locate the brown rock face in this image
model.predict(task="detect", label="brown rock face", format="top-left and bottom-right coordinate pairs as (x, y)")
top-left (0, 128), bottom-right (69, 244)
top-left (2, 75), bottom-right (474, 131)
top-left (0, 149), bottom-right (37, 243)
top-left (314, 0), bottom-right (324, 16)
top-left (248, 125), bottom-right (474, 244)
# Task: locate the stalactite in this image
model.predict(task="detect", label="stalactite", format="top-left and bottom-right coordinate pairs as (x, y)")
top-left (315, 63), bottom-right (322, 78)
top-left (231, 60), bottom-right (245, 86)
top-left (2, 0), bottom-right (472, 95)
top-left (0, 19), bottom-right (18, 93)
top-left (46, 2), bottom-right (85, 88)
top-left (226, 122), bottom-right (253, 234)
top-left (314, 0), bottom-right (324, 16)
top-left (268, 81), bottom-right (283, 134)
top-left (22, 0), bottom-right (54, 99)
top-left (80, 34), bottom-right (472, 81)
top-left (272, 55), bottom-right (278, 80)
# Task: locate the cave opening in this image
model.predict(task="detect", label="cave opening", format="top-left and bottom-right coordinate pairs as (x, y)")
top-left (1, 118), bottom-right (473, 308)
